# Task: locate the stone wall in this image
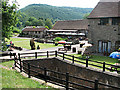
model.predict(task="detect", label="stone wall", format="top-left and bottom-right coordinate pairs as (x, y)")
top-left (23, 57), bottom-right (120, 88)
top-left (88, 18), bottom-right (119, 52)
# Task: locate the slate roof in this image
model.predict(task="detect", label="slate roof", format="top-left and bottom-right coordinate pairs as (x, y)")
top-left (22, 27), bottom-right (47, 32)
top-left (52, 19), bottom-right (88, 30)
top-left (88, 0), bottom-right (120, 18)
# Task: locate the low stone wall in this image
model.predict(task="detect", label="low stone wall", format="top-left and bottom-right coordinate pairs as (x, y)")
top-left (23, 57), bottom-right (120, 88)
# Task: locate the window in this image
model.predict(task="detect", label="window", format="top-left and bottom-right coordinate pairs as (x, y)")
top-left (112, 18), bottom-right (120, 25)
top-left (99, 18), bottom-right (109, 25)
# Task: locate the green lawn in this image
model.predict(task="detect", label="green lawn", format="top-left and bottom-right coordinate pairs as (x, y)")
top-left (7, 38), bottom-right (62, 50)
top-left (0, 61), bottom-right (56, 89)
top-left (63, 54), bottom-right (120, 72)
top-left (73, 54), bottom-right (119, 64)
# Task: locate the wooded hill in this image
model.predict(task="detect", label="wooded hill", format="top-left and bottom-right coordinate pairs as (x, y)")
top-left (19, 4), bottom-right (93, 24)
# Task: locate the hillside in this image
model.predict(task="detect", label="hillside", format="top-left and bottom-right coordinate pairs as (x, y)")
top-left (19, 4), bottom-right (93, 22)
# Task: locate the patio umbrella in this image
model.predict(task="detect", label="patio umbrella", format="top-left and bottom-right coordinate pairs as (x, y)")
top-left (82, 44), bottom-right (92, 47)
top-left (109, 52), bottom-right (120, 59)
top-left (58, 41), bottom-right (66, 44)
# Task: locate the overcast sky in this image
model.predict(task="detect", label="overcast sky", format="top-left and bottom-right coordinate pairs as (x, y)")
top-left (15, 0), bottom-right (100, 9)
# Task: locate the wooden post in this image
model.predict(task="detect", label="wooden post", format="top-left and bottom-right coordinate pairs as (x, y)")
top-left (72, 55), bottom-right (74, 64)
top-left (86, 58), bottom-right (88, 67)
top-left (44, 68), bottom-right (47, 83)
top-left (55, 51), bottom-right (57, 57)
top-left (14, 56), bottom-right (16, 67)
top-left (47, 51), bottom-right (49, 58)
top-left (103, 62), bottom-right (105, 72)
top-left (13, 53), bottom-right (16, 59)
top-left (18, 53), bottom-right (20, 60)
top-left (35, 52), bottom-right (37, 59)
top-left (28, 63), bottom-right (31, 78)
top-left (94, 79), bottom-right (98, 90)
top-left (20, 59), bottom-right (22, 72)
top-left (10, 52), bottom-right (12, 58)
top-left (63, 53), bottom-right (64, 60)
top-left (66, 72), bottom-right (69, 90)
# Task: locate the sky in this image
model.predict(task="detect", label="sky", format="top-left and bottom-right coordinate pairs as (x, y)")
top-left (15, 0), bottom-right (100, 9)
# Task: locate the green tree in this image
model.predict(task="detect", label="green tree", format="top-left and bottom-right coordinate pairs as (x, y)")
top-left (38, 19), bottom-right (44, 26)
top-left (2, 0), bottom-right (19, 39)
top-left (32, 19), bottom-right (39, 26)
top-left (25, 21), bottom-right (32, 26)
top-left (83, 13), bottom-right (90, 19)
top-left (45, 18), bottom-right (53, 29)
top-left (18, 12), bottom-right (28, 27)
top-left (28, 17), bottom-right (36, 22)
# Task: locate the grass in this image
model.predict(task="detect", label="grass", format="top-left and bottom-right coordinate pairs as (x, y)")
top-left (73, 54), bottom-right (119, 64)
top-left (7, 38), bottom-right (62, 50)
top-left (0, 61), bottom-right (56, 89)
top-left (62, 53), bottom-right (120, 72)
top-left (1, 61), bottom-right (14, 68)
top-left (1, 68), bottom-right (54, 88)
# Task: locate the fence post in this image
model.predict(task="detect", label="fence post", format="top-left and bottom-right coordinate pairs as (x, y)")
top-left (72, 55), bottom-right (74, 64)
top-left (63, 53), bottom-right (64, 60)
top-left (10, 52), bottom-right (12, 58)
top-left (20, 59), bottom-right (22, 72)
top-left (47, 51), bottom-right (49, 58)
top-left (44, 68), bottom-right (47, 83)
top-left (66, 72), bottom-right (69, 90)
top-left (18, 53), bottom-right (20, 60)
top-left (14, 55), bottom-right (16, 67)
top-left (86, 58), bottom-right (88, 67)
top-left (35, 52), bottom-right (37, 59)
top-left (13, 53), bottom-right (16, 59)
top-left (94, 79), bottom-right (98, 90)
top-left (103, 62), bottom-right (105, 72)
top-left (55, 51), bottom-right (57, 57)
top-left (28, 63), bottom-right (31, 78)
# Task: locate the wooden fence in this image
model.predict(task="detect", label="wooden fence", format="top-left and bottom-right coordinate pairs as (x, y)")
top-left (11, 51), bottom-right (120, 73)
top-left (11, 51), bottom-right (120, 89)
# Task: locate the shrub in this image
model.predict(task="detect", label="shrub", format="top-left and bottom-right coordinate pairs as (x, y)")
top-left (54, 37), bottom-right (63, 41)
top-left (33, 26), bottom-right (36, 28)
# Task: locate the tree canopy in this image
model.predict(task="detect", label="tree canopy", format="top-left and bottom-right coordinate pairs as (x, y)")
top-left (24, 17), bottom-right (53, 29)
top-left (2, 0), bottom-right (19, 39)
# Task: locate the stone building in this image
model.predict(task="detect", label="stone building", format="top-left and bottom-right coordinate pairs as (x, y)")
top-left (87, 0), bottom-right (120, 54)
top-left (21, 26), bottom-right (48, 38)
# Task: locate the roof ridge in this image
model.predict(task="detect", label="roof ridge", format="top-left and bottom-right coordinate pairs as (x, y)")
top-left (57, 19), bottom-right (85, 22)
top-left (100, 0), bottom-right (120, 2)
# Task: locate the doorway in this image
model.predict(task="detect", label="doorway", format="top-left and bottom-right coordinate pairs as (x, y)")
top-left (98, 40), bottom-right (111, 53)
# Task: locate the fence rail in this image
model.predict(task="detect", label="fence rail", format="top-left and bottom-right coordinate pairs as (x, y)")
top-left (11, 51), bottom-right (120, 90)
top-left (11, 51), bottom-right (120, 73)
top-left (13, 57), bottom-right (120, 90)
top-left (9, 51), bottom-right (120, 75)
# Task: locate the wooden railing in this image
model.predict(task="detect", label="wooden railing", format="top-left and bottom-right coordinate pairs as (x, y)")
top-left (14, 57), bottom-right (120, 90)
top-left (11, 51), bottom-right (120, 73)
